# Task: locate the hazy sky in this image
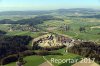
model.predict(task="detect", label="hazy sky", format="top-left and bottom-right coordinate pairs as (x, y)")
top-left (0, 0), bottom-right (100, 11)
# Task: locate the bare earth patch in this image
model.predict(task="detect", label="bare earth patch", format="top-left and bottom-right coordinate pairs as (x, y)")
top-left (90, 26), bottom-right (100, 29)
top-left (72, 58), bottom-right (99, 66)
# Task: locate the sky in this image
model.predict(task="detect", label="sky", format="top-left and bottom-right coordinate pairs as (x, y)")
top-left (0, 0), bottom-right (100, 11)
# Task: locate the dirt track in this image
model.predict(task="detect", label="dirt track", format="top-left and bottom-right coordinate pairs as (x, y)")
top-left (39, 61), bottom-right (51, 66)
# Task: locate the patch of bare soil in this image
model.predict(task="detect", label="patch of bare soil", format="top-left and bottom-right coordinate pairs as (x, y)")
top-left (72, 58), bottom-right (99, 66)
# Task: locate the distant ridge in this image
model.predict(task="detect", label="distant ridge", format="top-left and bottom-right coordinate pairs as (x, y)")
top-left (0, 11), bottom-right (52, 15)
top-left (0, 8), bottom-right (100, 15)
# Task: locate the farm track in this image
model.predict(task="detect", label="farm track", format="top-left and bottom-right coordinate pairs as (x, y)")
top-left (74, 32), bottom-right (79, 38)
top-left (39, 56), bottom-right (53, 66)
top-left (31, 32), bottom-right (80, 66)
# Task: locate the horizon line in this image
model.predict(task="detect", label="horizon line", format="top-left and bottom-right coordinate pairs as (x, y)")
top-left (0, 8), bottom-right (100, 12)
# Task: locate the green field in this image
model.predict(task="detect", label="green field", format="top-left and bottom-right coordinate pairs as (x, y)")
top-left (0, 24), bottom-right (10, 31)
top-left (5, 48), bottom-right (81, 66)
top-left (37, 18), bottom-right (100, 42)
top-left (5, 56), bottom-right (45, 66)
top-left (0, 12), bottom-right (100, 66)
top-left (0, 15), bottom-right (37, 20)
top-left (0, 17), bottom-right (100, 41)
top-left (45, 53), bottom-right (81, 66)
top-left (7, 31), bottom-right (42, 37)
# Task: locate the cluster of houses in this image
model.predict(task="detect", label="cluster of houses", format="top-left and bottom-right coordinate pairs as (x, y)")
top-left (9, 24), bottom-right (38, 32)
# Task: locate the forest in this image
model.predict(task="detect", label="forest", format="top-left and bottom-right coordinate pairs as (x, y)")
top-left (0, 15), bottom-right (63, 26)
top-left (68, 42), bottom-right (100, 64)
top-left (0, 34), bottom-right (32, 64)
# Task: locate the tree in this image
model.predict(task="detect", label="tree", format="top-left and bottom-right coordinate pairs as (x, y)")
top-left (79, 27), bottom-right (86, 32)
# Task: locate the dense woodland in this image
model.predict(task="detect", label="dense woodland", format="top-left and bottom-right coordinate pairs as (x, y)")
top-left (0, 30), bottom-right (6, 35)
top-left (0, 35), bottom-right (32, 62)
top-left (0, 15), bottom-right (64, 26)
top-left (68, 42), bottom-right (100, 64)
